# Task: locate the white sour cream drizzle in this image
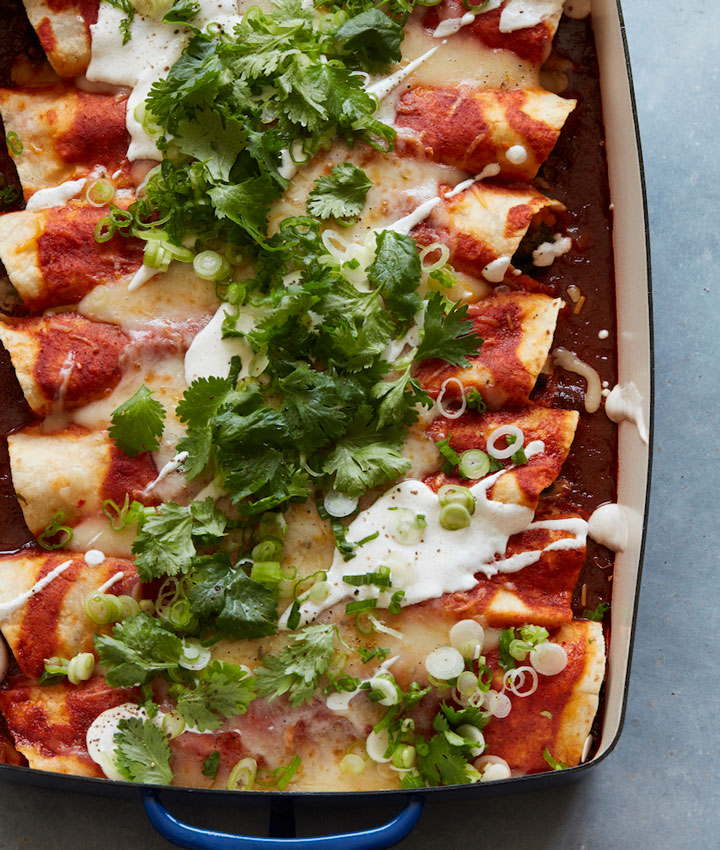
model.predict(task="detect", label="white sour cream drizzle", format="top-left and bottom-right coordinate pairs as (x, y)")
top-left (84, 549), bottom-right (106, 566)
top-left (443, 163), bottom-right (501, 199)
top-left (143, 450), bottom-right (189, 496)
top-left (385, 166), bottom-right (500, 238)
top-left (553, 347), bottom-right (602, 413)
top-left (366, 47), bottom-right (439, 103)
top-left (87, 703), bottom-right (148, 781)
top-left (532, 233), bottom-right (572, 267)
top-left (25, 178), bottom-right (87, 211)
top-left (128, 264), bottom-right (160, 293)
top-left (587, 503), bottom-right (628, 553)
top-left (87, 1), bottom-right (240, 161)
top-left (432, 12), bottom-right (475, 39)
top-left (605, 382), bottom-right (648, 444)
top-left (434, 0), bottom-right (563, 39)
top-left (97, 570), bottom-right (126, 594)
top-left (184, 305), bottom-right (255, 384)
top-left (505, 144), bottom-right (528, 165)
top-left (386, 197), bottom-right (441, 235)
top-left (482, 256), bottom-right (512, 283)
top-left (0, 560), bottom-right (73, 620)
top-left (281, 465), bottom-right (586, 628)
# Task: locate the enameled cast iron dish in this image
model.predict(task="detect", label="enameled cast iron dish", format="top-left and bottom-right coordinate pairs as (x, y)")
top-left (0, 1), bottom-right (652, 846)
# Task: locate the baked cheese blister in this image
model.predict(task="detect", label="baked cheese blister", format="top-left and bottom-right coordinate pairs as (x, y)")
top-left (0, 0), bottom-right (619, 790)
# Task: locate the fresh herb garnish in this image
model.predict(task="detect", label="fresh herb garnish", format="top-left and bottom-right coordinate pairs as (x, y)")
top-left (583, 601), bottom-right (610, 621)
top-left (307, 163), bottom-right (372, 221)
top-left (543, 747), bottom-right (569, 771)
top-left (114, 717), bottom-right (173, 784)
top-left (175, 660), bottom-right (256, 731)
top-left (255, 624), bottom-right (337, 706)
top-left (109, 385), bottom-right (166, 457)
top-left (202, 751), bottom-right (221, 779)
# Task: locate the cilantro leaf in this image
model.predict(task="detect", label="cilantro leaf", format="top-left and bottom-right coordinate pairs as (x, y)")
top-left (209, 176), bottom-right (280, 243)
top-left (176, 660), bottom-right (256, 731)
top-left (498, 627), bottom-right (517, 672)
top-left (174, 107), bottom-right (248, 182)
top-left (416, 730), bottom-right (475, 787)
top-left (189, 553), bottom-right (278, 639)
top-left (114, 717), bottom-right (173, 785)
top-left (307, 163), bottom-right (372, 220)
top-left (371, 366), bottom-right (431, 429)
top-left (583, 601), bottom-right (610, 621)
top-left (202, 751), bottom-right (221, 779)
top-left (334, 9), bottom-right (404, 73)
top-left (439, 701), bottom-right (490, 731)
top-left (415, 292), bottom-right (483, 367)
top-left (162, 0), bottom-right (200, 24)
top-left (277, 364), bottom-right (354, 450)
top-left (131, 499), bottom-right (228, 581)
top-left (95, 613), bottom-right (182, 688)
top-left (133, 502), bottom-right (194, 580)
top-left (255, 624), bottom-right (336, 706)
top-left (368, 230), bottom-right (422, 322)
top-left (323, 428), bottom-right (410, 497)
top-left (109, 385), bottom-right (166, 457)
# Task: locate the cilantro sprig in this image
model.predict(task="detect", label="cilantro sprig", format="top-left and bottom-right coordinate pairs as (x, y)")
top-left (114, 717), bottom-right (173, 785)
top-left (109, 385), bottom-right (166, 457)
top-left (129, 0), bottom-right (399, 251)
top-left (170, 219), bottom-right (481, 518)
top-left (255, 623), bottom-right (337, 706)
top-left (307, 162), bottom-right (373, 221)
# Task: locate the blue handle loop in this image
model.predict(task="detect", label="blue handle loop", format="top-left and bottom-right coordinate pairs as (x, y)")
top-left (144, 791), bottom-right (423, 850)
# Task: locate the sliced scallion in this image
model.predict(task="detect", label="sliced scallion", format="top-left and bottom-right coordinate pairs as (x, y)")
top-left (250, 560), bottom-right (283, 586)
top-left (66, 652), bottom-right (95, 685)
top-left (251, 538), bottom-right (283, 562)
top-left (83, 592), bottom-right (122, 625)
top-left (86, 178), bottom-right (115, 206)
top-left (345, 598), bottom-right (377, 615)
top-left (193, 250), bottom-right (231, 282)
top-left (437, 484), bottom-right (475, 514)
top-left (458, 449), bottom-right (491, 480)
top-left (118, 595), bottom-right (140, 620)
top-left (227, 757), bottom-right (257, 790)
top-left (439, 503), bottom-right (472, 531)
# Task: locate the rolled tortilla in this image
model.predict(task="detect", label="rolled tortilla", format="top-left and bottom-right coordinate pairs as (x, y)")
top-left (21, 0), bottom-right (96, 78)
top-left (422, 0), bottom-right (564, 67)
top-left (481, 620), bottom-right (605, 771)
top-left (411, 181), bottom-right (565, 281)
top-left (0, 552), bottom-right (141, 679)
top-left (0, 313), bottom-right (129, 417)
top-left (426, 406), bottom-right (580, 511)
top-left (0, 86), bottom-right (131, 195)
top-left (415, 291), bottom-right (562, 409)
top-left (0, 201), bottom-right (143, 311)
top-left (7, 426), bottom-right (158, 536)
top-left (0, 673), bottom-right (138, 776)
top-left (396, 87), bottom-right (575, 181)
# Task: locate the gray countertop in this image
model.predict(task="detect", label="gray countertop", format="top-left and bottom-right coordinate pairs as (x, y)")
top-left (2, 1), bottom-right (719, 847)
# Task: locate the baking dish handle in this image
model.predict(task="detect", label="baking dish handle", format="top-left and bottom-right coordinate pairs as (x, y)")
top-left (143, 790), bottom-right (424, 850)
